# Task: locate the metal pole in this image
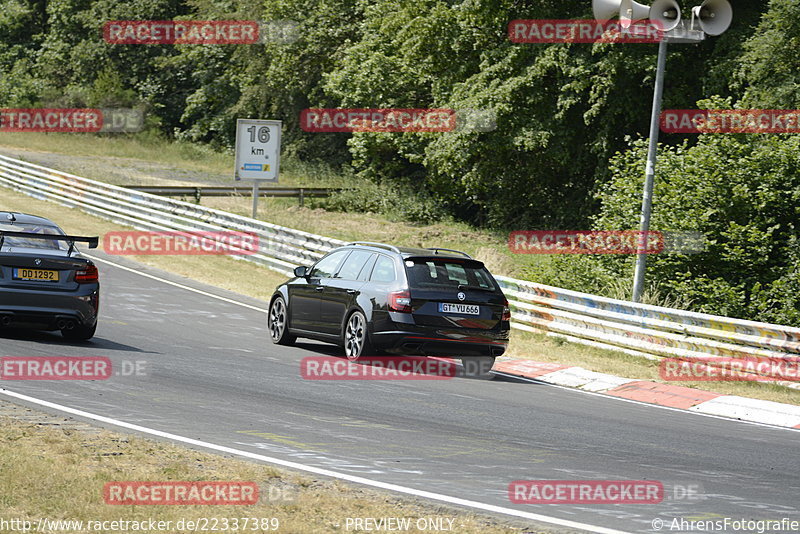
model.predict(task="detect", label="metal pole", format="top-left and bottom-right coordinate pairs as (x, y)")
top-left (632, 38), bottom-right (668, 303)
top-left (251, 181), bottom-right (260, 218)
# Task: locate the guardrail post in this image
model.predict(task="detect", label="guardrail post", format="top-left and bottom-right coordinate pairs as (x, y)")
top-left (299, 188), bottom-right (305, 207)
top-left (251, 181), bottom-right (260, 218)
top-left (194, 187), bottom-right (201, 204)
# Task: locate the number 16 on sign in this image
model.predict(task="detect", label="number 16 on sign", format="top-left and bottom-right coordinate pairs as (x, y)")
top-left (234, 118), bottom-right (282, 217)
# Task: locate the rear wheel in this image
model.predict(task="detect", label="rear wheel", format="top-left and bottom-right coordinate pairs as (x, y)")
top-left (62, 322), bottom-right (96, 341)
top-left (344, 310), bottom-right (374, 361)
top-left (268, 296), bottom-right (296, 345)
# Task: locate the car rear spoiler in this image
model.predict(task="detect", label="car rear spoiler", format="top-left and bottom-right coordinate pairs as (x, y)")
top-left (405, 255), bottom-right (485, 267)
top-left (0, 231), bottom-right (99, 255)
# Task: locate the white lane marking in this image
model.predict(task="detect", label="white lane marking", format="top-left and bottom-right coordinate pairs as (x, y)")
top-left (92, 253), bottom-right (800, 432)
top-left (0, 389), bottom-right (629, 534)
top-left (85, 255), bottom-right (268, 313)
top-left (492, 372), bottom-right (800, 433)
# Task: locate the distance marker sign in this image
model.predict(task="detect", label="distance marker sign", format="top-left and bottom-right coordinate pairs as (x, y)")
top-left (234, 118), bottom-right (281, 182)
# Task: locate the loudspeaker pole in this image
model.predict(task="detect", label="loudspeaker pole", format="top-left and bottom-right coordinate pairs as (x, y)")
top-left (591, 0), bottom-right (732, 302)
top-left (632, 38), bottom-right (668, 303)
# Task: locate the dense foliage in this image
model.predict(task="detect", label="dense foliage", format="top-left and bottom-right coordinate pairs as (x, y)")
top-left (1, 0), bottom-right (797, 323)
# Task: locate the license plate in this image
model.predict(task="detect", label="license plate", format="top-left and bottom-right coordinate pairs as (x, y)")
top-left (439, 303), bottom-right (480, 315)
top-left (13, 268), bottom-right (59, 282)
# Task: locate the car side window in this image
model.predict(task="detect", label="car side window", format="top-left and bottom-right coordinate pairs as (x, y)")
top-left (370, 255), bottom-right (396, 283)
top-left (309, 250), bottom-right (349, 279)
top-left (356, 253), bottom-right (378, 281)
top-left (335, 250), bottom-right (374, 280)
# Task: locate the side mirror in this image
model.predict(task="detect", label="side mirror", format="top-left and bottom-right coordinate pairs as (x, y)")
top-left (293, 265), bottom-right (308, 278)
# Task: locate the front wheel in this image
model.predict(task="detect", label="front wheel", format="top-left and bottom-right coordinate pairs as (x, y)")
top-left (268, 296), bottom-right (296, 345)
top-left (343, 310), bottom-right (374, 361)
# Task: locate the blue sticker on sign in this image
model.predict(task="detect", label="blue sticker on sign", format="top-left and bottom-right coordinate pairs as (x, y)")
top-left (243, 163), bottom-right (263, 171)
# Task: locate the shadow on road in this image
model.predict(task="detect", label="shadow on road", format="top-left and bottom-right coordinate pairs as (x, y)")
top-left (0, 327), bottom-right (158, 353)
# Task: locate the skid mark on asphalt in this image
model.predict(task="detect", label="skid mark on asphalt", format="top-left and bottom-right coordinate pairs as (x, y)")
top-left (285, 412), bottom-right (421, 433)
top-left (237, 430), bottom-right (331, 450)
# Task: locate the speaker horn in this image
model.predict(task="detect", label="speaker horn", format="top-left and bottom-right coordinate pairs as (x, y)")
top-left (593, 0), bottom-right (624, 21)
top-left (650, 0), bottom-right (682, 31)
top-left (620, 0), bottom-right (652, 28)
top-left (692, 0), bottom-right (733, 35)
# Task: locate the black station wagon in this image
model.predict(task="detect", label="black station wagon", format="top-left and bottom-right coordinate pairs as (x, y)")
top-left (268, 242), bottom-right (510, 372)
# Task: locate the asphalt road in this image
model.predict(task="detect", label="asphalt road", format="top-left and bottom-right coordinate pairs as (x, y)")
top-left (2, 252), bottom-right (798, 533)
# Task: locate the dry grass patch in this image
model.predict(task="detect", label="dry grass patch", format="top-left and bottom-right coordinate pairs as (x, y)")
top-left (202, 198), bottom-right (521, 272)
top-left (0, 406), bottom-right (528, 534)
top-left (0, 133), bottom-right (232, 176)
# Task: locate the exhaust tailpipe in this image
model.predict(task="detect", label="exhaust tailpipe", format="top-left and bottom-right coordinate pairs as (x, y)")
top-left (57, 319), bottom-right (75, 330)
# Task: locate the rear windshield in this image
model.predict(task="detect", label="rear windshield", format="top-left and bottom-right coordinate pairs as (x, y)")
top-left (405, 258), bottom-right (497, 291)
top-left (0, 223), bottom-right (67, 251)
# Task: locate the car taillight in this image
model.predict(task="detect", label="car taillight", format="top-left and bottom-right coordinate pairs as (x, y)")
top-left (502, 298), bottom-right (511, 321)
top-left (75, 264), bottom-right (98, 283)
top-left (388, 290), bottom-right (412, 313)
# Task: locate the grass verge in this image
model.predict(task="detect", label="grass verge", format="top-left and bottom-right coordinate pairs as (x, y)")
top-left (0, 402), bottom-right (524, 534)
top-left (0, 133), bottom-right (351, 188)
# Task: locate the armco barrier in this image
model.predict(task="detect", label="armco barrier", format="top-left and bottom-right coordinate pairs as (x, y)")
top-left (0, 154), bottom-right (344, 276)
top-left (1, 154), bottom-right (799, 385)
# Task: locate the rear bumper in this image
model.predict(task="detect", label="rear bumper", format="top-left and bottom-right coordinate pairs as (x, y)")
top-left (0, 286), bottom-right (99, 329)
top-left (372, 323), bottom-right (510, 357)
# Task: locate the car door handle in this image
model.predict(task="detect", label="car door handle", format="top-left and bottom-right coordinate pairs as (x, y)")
top-left (346, 289), bottom-right (356, 294)
top-left (315, 286), bottom-right (324, 291)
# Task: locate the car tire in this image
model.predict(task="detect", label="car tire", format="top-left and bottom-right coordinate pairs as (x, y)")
top-left (461, 356), bottom-right (495, 379)
top-left (62, 322), bottom-right (97, 341)
top-left (268, 296), bottom-right (296, 346)
top-left (343, 310), bottom-right (374, 361)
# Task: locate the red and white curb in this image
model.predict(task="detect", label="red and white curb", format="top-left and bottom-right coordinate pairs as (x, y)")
top-left (493, 359), bottom-right (800, 429)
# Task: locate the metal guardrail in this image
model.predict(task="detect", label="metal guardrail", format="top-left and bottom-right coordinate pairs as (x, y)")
top-left (0, 154), bottom-right (344, 276)
top-left (125, 185), bottom-right (338, 206)
top-left (1, 153), bottom-right (798, 386)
